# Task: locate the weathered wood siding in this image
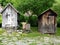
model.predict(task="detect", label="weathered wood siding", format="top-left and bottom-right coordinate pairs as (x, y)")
top-left (38, 17), bottom-right (42, 33)
top-left (2, 6), bottom-right (18, 28)
top-left (38, 11), bottom-right (57, 34)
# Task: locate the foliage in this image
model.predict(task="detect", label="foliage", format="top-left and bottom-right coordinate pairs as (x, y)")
top-left (18, 14), bottom-right (28, 27)
top-left (0, 0), bottom-right (56, 27)
top-left (0, 0), bottom-right (60, 28)
top-left (17, 0), bottom-right (55, 15)
top-left (18, 15), bottom-right (26, 22)
top-left (28, 15), bottom-right (38, 27)
top-left (0, 0), bottom-right (55, 15)
top-left (0, 0), bottom-right (13, 6)
top-left (52, 0), bottom-right (60, 27)
top-left (57, 20), bottom-right (60, 27)
top-left (18, 14), bottom-right (38, 27)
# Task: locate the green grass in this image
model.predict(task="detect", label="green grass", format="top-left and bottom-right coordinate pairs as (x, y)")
top-left (29, 43), bottom-right (37, 45)
top-left (22, 27), bottom-right (50, 37)
top-left (26, 27), bottom-right (60, 37)
top-left (0, 14), bottom-right (2, 23)
top-left (31, 27), bottom-right (60, 36)
top-left (31, 27), bottom-right (38, 32)
top-left (0, 27), bottom-right (60, 38)
top-left (0, 28), bottom-right (5, 35)
top-left (56, 27), bottom-right (60, 36)
top-left (0, 27), bottom-right (60, 45)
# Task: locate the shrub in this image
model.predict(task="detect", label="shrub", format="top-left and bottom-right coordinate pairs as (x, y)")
top-left (57, 19), bottom-right (60, 27)
top-left (28, 15), bottom-right (38, 27)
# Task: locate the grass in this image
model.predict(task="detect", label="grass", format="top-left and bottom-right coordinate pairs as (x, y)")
top-left (31, 27), bottom-right (60, 36)
top-left (0, 14), bottom-right (2, 23)
top-left (56, 27), bottom-right (60, 36)
top-left (0, 28), bottom-right (5, 35)
top-left (31, 27), bottom-right (38, 32)
top-left (29, 43), bottom-right (37, 45)
top-left (0, 27), bottom-right (60, 38)
top-left (0, 27), bottom-right (50, 39)
top-left (0, 27), bottom-right (60, 45)
top-left (21, 27), bottom-right (52, 37)
top-left (25, 27), bottom-right (60, 37)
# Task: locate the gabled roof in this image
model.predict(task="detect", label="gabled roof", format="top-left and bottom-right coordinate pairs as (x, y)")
top-left (38, 9), bottom-right (57, 19)
top-left (1, 3), bottom-right (20, 14)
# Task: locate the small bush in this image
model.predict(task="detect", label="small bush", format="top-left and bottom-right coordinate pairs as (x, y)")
top-left (28, 15), bottom-right (38, 27)
top-left (57, 20), bottom-right (60, 27)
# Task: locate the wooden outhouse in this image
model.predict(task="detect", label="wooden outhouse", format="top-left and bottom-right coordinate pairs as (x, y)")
top-left (1, 3), bottom-right (20, 29)
top-left (38, 9), bottom-right (57, 34)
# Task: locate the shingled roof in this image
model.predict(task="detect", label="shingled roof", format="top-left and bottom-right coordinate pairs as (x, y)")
top-left (1, 3), bottom-right (20, 14)
top-left (38, 9), bottom-right (57, 18)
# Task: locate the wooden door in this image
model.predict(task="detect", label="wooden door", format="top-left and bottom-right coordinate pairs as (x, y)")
top-left (47, 16), bottom-right (55, 33)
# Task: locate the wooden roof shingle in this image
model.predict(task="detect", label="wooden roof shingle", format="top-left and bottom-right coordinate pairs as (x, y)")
top-left (38, 9), bottom-right (57, 19)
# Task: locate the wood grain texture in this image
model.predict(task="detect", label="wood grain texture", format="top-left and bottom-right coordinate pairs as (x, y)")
top-left (38, 10), bottom-right (57, 34)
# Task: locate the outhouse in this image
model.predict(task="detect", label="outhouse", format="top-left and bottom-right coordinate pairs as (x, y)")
top-left (1, 3), bottom-right (20, 29)
top-left (38, 9), bottom-right (57, 34)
